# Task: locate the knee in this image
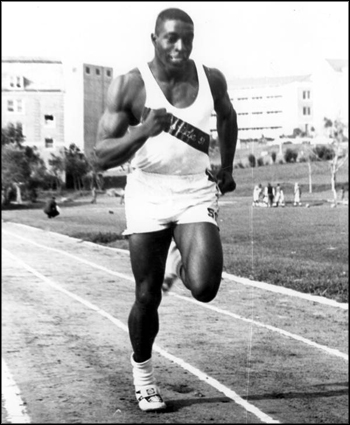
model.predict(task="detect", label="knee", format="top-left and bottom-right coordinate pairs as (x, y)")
top-left (135, 286), bottom-right (162, 311)
top-left (190, 279), bottom-right (220, 303)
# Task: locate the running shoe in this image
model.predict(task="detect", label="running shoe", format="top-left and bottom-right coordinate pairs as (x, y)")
top-left (162, 241), bottom-right (182, 293)
top-left (135, 385), bottom-right (167, 411)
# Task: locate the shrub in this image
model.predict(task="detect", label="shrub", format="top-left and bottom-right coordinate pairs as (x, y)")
top-left (234, 162), bottom-right (245, 169)
top-left (257, 157), bottom-right (264, 167)
top-left (313, 145), bottom-right (335, 160)
top-left (271, 151), bottom-right (277, 163)
top-left (284, 148), bottom-right (298, 163)
top-left (248, 154), bottom-right (256, 167)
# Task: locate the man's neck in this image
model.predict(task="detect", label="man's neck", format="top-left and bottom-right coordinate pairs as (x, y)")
top-left (148, 58), bottom-right (194, 84)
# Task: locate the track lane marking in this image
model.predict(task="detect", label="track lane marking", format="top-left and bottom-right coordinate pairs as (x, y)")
top-left (3, 249), bottom-right (280, 424)
top-left (168, 294), bottom-right (348, 361)
top-left (3, 230), bottom-right (348, 361)
top-left (2, 358), bottom-right (31, 424)
top-left (4, 223), bottom-right (348, 310)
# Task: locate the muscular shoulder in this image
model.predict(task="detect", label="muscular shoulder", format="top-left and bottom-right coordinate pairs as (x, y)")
top-left (106, 67), bottom-right (145, 123)
top-left (203, 66), bottom-right (228, 101)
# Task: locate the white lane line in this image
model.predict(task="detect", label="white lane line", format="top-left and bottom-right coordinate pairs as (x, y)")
top-left (2, 358), bottom-right (31, 424)
top-left (169, 294), bottom-right (348, 361)
top-left (3, 249), bottom-right (280, 424)
top-left (2, 230), bottom-right (133, 283)
top-left (3, 230), bottom-right (348, 361)
top-left (4, 223), bottom-right (348, 310)
top-left (222, 272), bottom-right (348, 310)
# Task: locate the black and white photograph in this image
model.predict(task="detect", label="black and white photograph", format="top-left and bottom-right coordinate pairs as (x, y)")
top-left (2, 1), bottom-right (348, 423)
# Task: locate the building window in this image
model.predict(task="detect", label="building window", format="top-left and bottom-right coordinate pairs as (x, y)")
top-left (6, 99), bottom-right (23, 113)
top-left (86, 66), bottom-right (90, 74)
top-left (7, 99), bottom-right (14, 112)
top-left (303, 107), bottom-right (311, 115)
top-left (45, 138), bottom-right (54, 148)
top-left (106, 69), bottom-right (111, 77)
top-left (44, 114), bottom-right (55, 127)
top-left (17, 99), bottom-right (23, 113)
top-left (96, 68), bottom-right (100, 76)
top-left (303, 90), bottom-right (310, 99)
top-left (9, 75), bottom-right (23, 89)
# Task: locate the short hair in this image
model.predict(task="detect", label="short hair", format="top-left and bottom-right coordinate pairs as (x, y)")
top-left (155, 8), bottom-right (194, 34)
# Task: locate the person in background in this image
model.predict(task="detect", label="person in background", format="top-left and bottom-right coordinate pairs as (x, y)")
top-left (274, 183), bottom-right (285, 207)
top-left (43, 196), bottom-right (60, 218)
top-left (294, 182), bottom-right (302, 206)
top-left (252, 183), bottom-right (262, 206)
top-left (266, 183), bottom-right (275, 207)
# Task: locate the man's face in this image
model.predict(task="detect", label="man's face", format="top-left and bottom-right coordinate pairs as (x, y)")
top-left (152, 19), bottom-right (194, 71)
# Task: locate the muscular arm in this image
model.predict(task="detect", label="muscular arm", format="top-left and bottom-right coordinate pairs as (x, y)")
top-left (95, 71), bottom-right (170, 171)
top-left (205, 67), bottom-right (238, 193)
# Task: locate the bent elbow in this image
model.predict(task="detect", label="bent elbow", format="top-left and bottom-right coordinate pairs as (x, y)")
top-left (94, 146), bottom-right (108, 171)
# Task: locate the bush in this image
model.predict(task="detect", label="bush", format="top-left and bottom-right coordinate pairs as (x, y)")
top-left (248, 154), bottom-right (256, 167)
top-left (257, 157), bottom-right (264, 167)
top-left (234, 162), bottom-right (245, 169)
top-left (271, 151), bottom-right (277, 163)
top-left (284, 148), bottom-right (298, 163)
top-left (313, 145), bottom-right (335, 160)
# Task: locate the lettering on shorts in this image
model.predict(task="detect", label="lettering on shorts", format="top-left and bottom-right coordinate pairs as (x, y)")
top-left (207, 207), bottom-right (218, 222)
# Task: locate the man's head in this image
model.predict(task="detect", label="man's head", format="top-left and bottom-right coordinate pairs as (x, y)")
top-left (152, 8), bottom-right (194, 71)
top-left (154, 8), bottom-right (194, 35)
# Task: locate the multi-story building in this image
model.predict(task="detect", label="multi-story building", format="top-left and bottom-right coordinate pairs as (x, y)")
top-left (210, 58), bottom-right (348, 142)
top-left (2, 57), bottom-right (113, 164)
top-left (64, 62), bottom-right (113, 157)
top-left (2, 57), bottom-right (65, 164)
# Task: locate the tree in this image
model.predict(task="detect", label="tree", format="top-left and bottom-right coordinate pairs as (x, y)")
top-left (329, 120), bottom-right (348, 206)
top-left (248, 154), bottom-right (256, 167)
top-left (284, 148), bottom-right (298, 163)
top-left (64, 144), bottom-right (90, 191)
top-left (308, 118), bottom-right (348, 203)
top-left (2, 122), bottom-right (25, 146)
top-left (2, 123), bottom-right (49, 204)
top-left (83, 151), bottom-right (104, 191)
top-left (48, 152), bottom-right (65, 192)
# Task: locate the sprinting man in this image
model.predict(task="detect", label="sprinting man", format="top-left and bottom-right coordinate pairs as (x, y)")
top-left (95, 8), bottom-right (238, 412)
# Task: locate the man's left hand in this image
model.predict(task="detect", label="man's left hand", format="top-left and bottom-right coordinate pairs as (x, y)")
top-left (216, 168), bottom-right (236, 195)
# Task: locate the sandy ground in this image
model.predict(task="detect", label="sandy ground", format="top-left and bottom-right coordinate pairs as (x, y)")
top-left (2, 222), bottom-right (348, 423)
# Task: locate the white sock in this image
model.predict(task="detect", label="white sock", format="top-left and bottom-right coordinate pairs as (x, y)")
top-left (130, 353), bottom-right (156, 389)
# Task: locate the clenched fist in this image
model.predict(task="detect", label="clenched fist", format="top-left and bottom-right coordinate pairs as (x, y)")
top-left (141, 107), bottom-right (172, 137)
top-left (216, 168), bottom-right (236, 195)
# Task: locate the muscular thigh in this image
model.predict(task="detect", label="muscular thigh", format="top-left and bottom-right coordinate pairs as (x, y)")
top-left (128, 229), bottom-right (173, 290)
top-left (173, 222), bottom-right (223, 293)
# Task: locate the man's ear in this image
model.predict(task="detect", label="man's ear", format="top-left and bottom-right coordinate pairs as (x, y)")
top-left (151, 33), bottom-right (157, 46)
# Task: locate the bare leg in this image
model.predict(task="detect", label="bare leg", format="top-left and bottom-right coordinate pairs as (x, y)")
top-left (128, 229), bottom-right (172, 363)
top-left (173, 222), bottom-right (223, 302)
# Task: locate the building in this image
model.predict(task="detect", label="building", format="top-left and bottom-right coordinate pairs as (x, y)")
top-left (210, 58), bottom-right (348, 143)
top-left (2, 57), bottom-right (65, 164)
top-left (64, 62), bottom-right (113, 157)
top-left (2, 57), bottom-right (113, 164)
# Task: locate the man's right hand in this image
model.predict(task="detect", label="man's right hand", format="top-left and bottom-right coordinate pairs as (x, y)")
top-left (142, 107), bottom-right (172, 137)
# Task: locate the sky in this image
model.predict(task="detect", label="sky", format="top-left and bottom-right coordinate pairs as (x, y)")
top-left (2, 1), bottom-right (348, 80)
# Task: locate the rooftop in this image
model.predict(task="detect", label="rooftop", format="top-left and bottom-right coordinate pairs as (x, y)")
top-left (2, 56), bottom-right (62, 64)
top-left (228, 74), bottom-right (311, 89)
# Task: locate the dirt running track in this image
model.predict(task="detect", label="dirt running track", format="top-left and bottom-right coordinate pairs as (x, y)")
top-left (2, 222), bottom-right (348, 424)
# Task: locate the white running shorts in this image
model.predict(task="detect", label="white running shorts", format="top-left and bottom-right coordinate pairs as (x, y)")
top-left (123, 169), bottom-right (220, 235)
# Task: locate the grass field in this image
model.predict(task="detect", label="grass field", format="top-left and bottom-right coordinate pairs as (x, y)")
top-left (2, 161), bottom-right (348, 303)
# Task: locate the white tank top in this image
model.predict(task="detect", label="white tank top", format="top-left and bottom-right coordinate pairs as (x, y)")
top-left (130, 61), bottom-right (214, 175)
